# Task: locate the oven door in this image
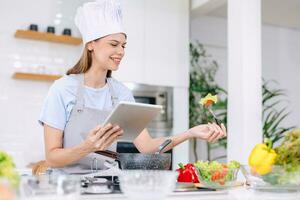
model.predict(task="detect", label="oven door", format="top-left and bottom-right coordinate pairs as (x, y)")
top-left (134, 96), bottom-right (156, 105)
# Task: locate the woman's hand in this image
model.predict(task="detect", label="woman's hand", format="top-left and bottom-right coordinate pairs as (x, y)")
top-left (187, 123), bottom-right (226, 143)
top-left (83, 123), bottom-right (123, 152)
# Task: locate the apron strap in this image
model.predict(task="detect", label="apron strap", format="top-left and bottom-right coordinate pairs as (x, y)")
top-left (73, 74), bottom-right (85, 112)
top-left (107, 78), bottom-right (119, 107)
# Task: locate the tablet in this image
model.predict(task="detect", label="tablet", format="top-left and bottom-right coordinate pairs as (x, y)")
top-left (102, 101), bottom-right (162, 140)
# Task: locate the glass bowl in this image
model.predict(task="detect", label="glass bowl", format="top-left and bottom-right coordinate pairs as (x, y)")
top-left (196, 167), bottom-right (240, 189)
top-left (119, 170), bottom-right (177, 200)
top-left (241, 165), bottom-right (300, 192)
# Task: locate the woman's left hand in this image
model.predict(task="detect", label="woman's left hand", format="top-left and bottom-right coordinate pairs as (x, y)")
top-left (187, 123), bottom-right (226, 143)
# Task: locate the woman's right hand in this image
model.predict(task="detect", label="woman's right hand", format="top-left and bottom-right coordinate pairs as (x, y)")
top-left (83, 123), bottom-right (123, 153)
top-left (187, 122), bottom-right (226, 143)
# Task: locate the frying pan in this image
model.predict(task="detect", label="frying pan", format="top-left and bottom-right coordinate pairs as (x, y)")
top-left (95, 139), bottom-right (172, 170)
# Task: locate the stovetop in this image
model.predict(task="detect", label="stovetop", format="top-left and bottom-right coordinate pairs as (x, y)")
top-left (81, 175), bottom-right (121, 194)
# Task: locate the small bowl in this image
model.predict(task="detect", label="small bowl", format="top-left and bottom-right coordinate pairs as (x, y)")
top-left (119, 170), bottom-right (177, 200)
top-left (241, 165), bottom-right (300, 192)
top-left (196, 167), bottom-right (239, 189)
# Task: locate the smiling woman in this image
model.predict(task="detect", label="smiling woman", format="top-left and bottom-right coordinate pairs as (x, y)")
top-left (39, 0), bottom-right (134, 171)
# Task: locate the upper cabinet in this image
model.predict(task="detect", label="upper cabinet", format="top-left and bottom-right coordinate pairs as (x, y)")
top-left (144, 0), bottom-right (189, 87)
top-left (115, 0), bottom-right (189, 87)
top-left (113, 0), bottom-right (145, 84)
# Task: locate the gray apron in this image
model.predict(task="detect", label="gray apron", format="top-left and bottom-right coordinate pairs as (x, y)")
top-left (63, 74), bottom-right (119, 171)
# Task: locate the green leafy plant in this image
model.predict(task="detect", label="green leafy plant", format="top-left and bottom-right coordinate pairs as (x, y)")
top-left (189, 41), bottom-right (295, 161)
top-left (262, 80), bottom-right (296, 145)
top-left (189, 41), bottom-right (227, 161)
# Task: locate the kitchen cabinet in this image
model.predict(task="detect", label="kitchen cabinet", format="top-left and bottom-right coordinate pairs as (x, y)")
top-left (115, 0), bottom-right (189, 87)
top-left (144, 0), bottom-right (189, 87)
top-left (113, 0), bottom-right (145, 84)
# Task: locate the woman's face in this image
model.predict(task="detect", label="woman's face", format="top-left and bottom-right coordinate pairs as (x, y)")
top-left (88, 33), bottom-right (126, 71)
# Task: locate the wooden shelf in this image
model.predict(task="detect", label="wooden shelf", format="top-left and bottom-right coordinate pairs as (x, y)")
top-left (14, 30), bottom-right (82, 45)
top-left (12, 72), bottom-right (62, 81)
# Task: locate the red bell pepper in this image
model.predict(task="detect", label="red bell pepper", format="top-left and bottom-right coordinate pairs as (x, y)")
top-left (176, 163), bottom-right (199, 183)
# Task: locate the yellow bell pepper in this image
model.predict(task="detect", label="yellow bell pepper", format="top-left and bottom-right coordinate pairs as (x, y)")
top-left (248, 139), bottom-right (277, 175)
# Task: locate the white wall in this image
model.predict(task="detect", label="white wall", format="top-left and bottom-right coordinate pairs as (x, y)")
top-left (0, 0), bottom-right (82, 168)
top-left (190, 15), bottom-right (300, 161)
top-left (0, 0), bottom-right (190, 169)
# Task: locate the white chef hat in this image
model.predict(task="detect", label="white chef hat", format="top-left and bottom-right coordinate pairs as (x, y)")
top-left (74, 0), bottom-right (125, 44)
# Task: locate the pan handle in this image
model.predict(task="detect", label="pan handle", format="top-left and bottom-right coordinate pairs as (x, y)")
top-left (95, 150), bottom-right (119, 160)
top-left (156, 139), bottom-right (172, 154)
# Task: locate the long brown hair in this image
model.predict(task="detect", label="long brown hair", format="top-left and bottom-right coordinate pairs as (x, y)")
top-left (66, 45), bottom-right (112, 77)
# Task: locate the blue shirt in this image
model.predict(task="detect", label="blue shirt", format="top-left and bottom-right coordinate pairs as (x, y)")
top-left (39, 75), bottom-right (135, 131)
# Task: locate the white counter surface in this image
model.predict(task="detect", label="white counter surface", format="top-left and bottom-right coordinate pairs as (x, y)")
top-left (81, 188), bottom-right (300, 200)
top-left (17, 168), bottom-right (300, 200)
top-left (19, 187), bottom-right (300, 200)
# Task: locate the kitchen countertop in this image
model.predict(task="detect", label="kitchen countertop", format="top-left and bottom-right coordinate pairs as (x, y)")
top-left (19, 187), bottom-right (300, 200)
top-left (17, 168), bottom-right (300, 200)
top-left (79, 188), bottom-right (300, 200)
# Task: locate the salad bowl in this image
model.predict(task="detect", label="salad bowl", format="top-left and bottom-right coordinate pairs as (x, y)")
top-left (195, 160), bottom-right (240, 189)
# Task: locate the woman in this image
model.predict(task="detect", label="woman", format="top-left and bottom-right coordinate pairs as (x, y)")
top-left (39, 0), bottom-right (226, 171)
